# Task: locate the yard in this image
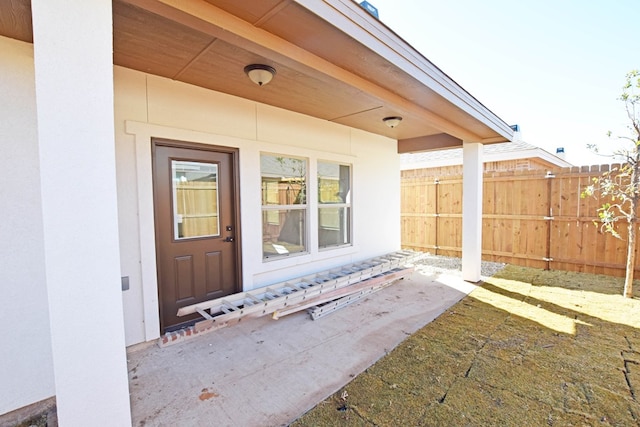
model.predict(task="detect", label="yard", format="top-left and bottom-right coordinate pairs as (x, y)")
top-left (292, 258), bottom-right (640, 426)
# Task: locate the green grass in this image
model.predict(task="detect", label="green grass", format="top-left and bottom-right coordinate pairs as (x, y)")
top-left (292, 265), bottom-right (640, 426)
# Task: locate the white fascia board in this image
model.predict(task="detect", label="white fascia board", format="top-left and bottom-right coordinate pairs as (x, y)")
top-left (294, 0), bottom-right (514, 140)
top-left (530, 149), bottom-right (573, 167)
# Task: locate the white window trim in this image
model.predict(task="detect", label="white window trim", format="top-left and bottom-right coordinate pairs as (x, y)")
top-left (317, 160), bottom-right (352, 251)
top-left (260, 153), bottom-right (310, 261)
top-left (258, 151), bottom-right (357, 267)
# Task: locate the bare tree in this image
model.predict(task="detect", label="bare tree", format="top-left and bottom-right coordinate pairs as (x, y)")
top-left (582, 70), bottom-right (640, 298)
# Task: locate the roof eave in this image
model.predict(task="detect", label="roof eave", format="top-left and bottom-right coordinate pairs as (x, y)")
top-left (295, 0), bottom-right (514, 142)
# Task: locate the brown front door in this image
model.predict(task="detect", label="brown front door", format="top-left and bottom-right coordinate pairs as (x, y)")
top-left (152, 139), bottom-right (241, 332)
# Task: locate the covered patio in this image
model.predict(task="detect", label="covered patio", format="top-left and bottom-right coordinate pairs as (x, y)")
top-left (127, 266), bottom-right (475, 425)
top-left (0, 0), bottom-right (512, 423)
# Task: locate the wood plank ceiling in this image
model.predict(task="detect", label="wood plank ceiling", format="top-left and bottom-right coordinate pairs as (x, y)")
top-left (0, 0), bottom-right (512, 148)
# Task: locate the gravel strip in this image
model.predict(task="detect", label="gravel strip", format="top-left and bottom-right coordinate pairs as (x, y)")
top-left (414, 253), bottom-right (506, 278)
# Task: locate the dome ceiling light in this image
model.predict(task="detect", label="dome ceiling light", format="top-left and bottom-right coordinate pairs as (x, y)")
top-left (383, 116), bottom-right (403, 128)
top-left (244, 64), bottom-right (276, 86)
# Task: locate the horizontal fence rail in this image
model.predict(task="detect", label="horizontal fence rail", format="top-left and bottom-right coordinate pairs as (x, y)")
top-left (401, 164), bottom-right (638, 277)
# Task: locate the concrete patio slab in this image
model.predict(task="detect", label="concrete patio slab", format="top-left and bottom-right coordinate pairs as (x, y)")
top-left (126, 266), bottom-right (477, 426)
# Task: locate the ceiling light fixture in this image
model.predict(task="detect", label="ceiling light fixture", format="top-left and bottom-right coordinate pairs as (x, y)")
top-left (244, 64), bottom-right (276, 86)
top-left (383, 116), bottom-right (403, 128)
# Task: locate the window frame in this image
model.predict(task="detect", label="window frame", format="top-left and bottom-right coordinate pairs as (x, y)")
top-left (260, 153), bottom-right (309, 261)
top-left (259, 152), bottom-right (355, 264)
top-left (317, 160), bottom-right (352, 250)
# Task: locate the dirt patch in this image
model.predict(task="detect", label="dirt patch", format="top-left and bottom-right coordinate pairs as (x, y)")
top-left (292, 265), bottom-right (640, 426)
top-left (198, 388), bottom-right (219, 401)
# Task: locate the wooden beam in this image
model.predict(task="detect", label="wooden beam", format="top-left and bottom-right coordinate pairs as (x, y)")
top-left (398, 133), bottom-right (462, 153)
top-left (0, 0), bottom-right (33, 43)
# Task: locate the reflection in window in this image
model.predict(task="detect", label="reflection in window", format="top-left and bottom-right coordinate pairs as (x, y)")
top-left (172, 160), bottom-right (219, 239)
top-left (261, 154), bottom-right (308, 259)
top-left (318, 161), bottom-right (351, 249)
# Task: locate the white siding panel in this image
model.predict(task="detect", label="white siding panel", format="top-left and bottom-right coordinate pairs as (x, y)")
top-left (0, 36), bottom-right (55, 415)
top-left (146, 75), bottom-right (257, 140)
top-left (114, 68), bottom-right (400, 345)
top-left (351, 129), bottom-right (401, 256)
top-left (257, 103), bottom-right (352, 155)
top-left (114, 67), bottom-right (149, 345)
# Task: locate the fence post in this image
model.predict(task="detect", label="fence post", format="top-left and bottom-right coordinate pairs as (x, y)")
top-left (434, 178), bottom-right (439, 255)
top-left (544, 171), bottom-right (555, 270)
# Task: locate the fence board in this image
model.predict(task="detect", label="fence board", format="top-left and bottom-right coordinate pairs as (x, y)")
top-left (401, 165), bottom-right (640, 277)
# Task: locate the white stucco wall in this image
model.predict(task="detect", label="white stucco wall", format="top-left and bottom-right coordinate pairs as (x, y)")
top-left (0, 33), bottom-right (401, 414)
top-left (0, 36), bottom-right (55, 415)
top-left (113, 67), bottom-right (401, 346)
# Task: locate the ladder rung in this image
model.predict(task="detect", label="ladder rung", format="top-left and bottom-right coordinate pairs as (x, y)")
top-left (196, 308), bottom-right (213, 320)
top-left (265, 288), bottom-right (282, 298)
top-left (245, 294), bottom-right (262, 305)
top-left (220, 300), bottom-right (238, 314)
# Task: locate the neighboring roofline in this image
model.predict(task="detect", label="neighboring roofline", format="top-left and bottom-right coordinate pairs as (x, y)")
top-left (295, 0), bottom-right (514, 142)
top-left (400, 147), bottom-right (573, 171)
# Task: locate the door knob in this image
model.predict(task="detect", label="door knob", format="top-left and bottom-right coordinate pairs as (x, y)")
top-left (224, 236), bottom-right (234, 242)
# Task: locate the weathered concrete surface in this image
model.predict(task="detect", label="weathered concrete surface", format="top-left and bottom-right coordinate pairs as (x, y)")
top-left (127, 268), bottom-right (475, 426)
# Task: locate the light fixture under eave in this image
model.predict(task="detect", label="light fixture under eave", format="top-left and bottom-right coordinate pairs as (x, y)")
top-left (383, 116), bottom-right (403, 128)
top-left (244, 64), bottom-right (276, 86)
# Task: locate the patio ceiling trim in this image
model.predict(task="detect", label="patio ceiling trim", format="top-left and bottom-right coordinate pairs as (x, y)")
top-left (122, 0), bottom-right (484, 142)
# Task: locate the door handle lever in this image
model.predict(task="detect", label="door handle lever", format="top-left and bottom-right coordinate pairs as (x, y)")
top-left (224, 236), bottom-right (234, 242)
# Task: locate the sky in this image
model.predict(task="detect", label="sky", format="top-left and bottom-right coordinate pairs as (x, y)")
top-left (367, 0), bottom-right (638, 166)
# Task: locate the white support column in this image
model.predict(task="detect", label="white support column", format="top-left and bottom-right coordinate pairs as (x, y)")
top-left (32, 0), bottom-right (132, 424)
top-left (462, 142), bottom-right (484, 282)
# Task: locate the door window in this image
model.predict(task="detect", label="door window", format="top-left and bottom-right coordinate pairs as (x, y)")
top-left (172, 160), bottom-right (220, 239)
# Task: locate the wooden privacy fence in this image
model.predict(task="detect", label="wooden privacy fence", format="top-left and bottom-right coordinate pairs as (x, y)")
top-left (176, 181), bottom-right (219, 237)
top-left (401, 164), bottom-right (638, 277)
